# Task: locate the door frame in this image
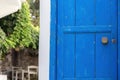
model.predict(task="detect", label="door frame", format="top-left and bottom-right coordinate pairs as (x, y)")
top-left (50, 0), bottom-right (57, 80)
top-left (50, 0), bottom-right (120, 80)
top-left (118, 0), bottom-right (120, 79)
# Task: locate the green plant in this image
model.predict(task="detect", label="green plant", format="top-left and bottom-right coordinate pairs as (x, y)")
top-left (0, 2), bottom-right (39, 56)
top-left (0, 28), bottom-right (6, 55)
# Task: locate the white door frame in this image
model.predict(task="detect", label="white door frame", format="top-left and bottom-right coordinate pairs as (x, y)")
top-left (39, 0), bottom-right (50, 80)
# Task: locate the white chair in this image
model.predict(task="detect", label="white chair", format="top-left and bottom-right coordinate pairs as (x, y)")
top-left (22, 70), bottom-right (28, 80)
top-left (12, 67), bottom-right (22, 80)
top-left (0, 75), bottom-right (7, 80)
top-left (28, 66), bottom-right (38, 80)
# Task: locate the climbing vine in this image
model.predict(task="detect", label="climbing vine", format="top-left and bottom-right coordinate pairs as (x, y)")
top-left (0, 2), bottom-right (39, 57)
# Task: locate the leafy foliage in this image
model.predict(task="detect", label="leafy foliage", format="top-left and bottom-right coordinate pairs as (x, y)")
top-left (0, 28), bottom-right (6, 55)
top-left (0, 2), bottom-right (39, 56)
top-left (0, 12), bottom-right (17, 36)
top-left (27, 0), bottom-right (39, 26)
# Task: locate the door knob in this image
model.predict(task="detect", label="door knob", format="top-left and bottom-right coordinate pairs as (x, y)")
top-left (101, 37), bottom-right (108, 44)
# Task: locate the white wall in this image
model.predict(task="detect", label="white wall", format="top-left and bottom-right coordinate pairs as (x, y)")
top-left (39, 0), bottom-right (50, 80)
top-left (0, 0), bottom-right (21, 18)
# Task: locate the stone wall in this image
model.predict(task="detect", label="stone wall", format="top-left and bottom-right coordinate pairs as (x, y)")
top-left (0, 48), bottom-right (38, 79)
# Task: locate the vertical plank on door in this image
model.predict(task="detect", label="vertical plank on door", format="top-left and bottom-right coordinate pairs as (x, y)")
top-left (96, 0), bottom-right (111, 25)
top-left (63, 33), bottom-right (75, 79)
top-left (76, 34), bottom-right (95, 78)
top-left (76, 0), bottom-right (95, 25)
top-left (96, 33), bottom-right (117, 80)
top-left (57, 0), bottom-right (76, 79)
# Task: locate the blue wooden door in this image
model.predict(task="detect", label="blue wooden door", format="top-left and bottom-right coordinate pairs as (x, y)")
top-left (57, 0), bottom-right (117, 80)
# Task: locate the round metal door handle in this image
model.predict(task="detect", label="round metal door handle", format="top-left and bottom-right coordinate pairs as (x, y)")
top-left (101, 37), bottom-right (108, 44)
